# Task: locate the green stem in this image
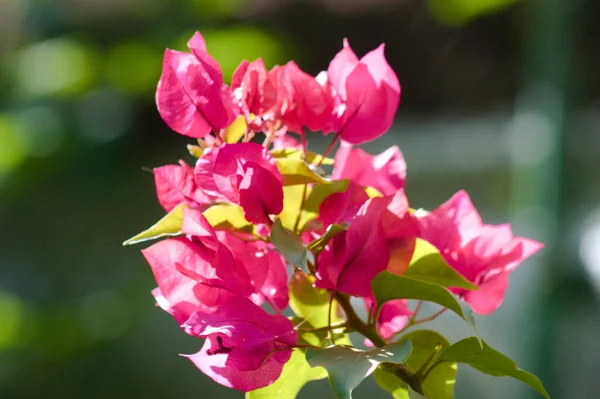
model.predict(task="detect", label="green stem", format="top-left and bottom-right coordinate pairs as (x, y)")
top-left (334, 292), bottom-right (424, 394)
top-left (415, 343), bottom-right (443, 381)
top-left (372, 303), bottom-right (383, 328)
top-left (292, 183), bottom-right (308, 234)
top-left (328, 290), bottom-right (336, 345)
top-left (298, 322), bottom-right (347, 333)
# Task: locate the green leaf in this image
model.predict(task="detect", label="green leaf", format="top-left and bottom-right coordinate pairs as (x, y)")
top-left (405, 240), bottom-right (479, 291)
top-left (279, 185), bottom-right (306, 231)
top-left (375, 330), bottom-right (456, 399)
top-left (434, 337), bottom-right (550, 399)
top-left (372, 272), bottom-right (478, 340)
top-left (289, 273), bottom-right (351, 346)
top-left (223, 115), bottom-right (247, 143)
top-left (270, 218), bottom-right (311, 273)
top-left (308, 224), bottom-right (346, 254)
top-left (372, 376), bottom-right (428, 399)
top-left (297, 180), bottom-right (349, 232)
top-left (123, 203), bottom-right (186, 245)
top-left (290, 273), bottom-right (336, 327)
top-left (276, 158), bottom-right (328, 185)
top-left (409, 238), bottom-right (438, 262)
top-left (271, 148), bottom-right (334, 165)
top-left (290, 317), bottom-right (328, 347)
top-left (374, 368), bottom-right (410, 399)
top-left (409, 390), bottom-right (428, 399)
top-left (247, 349), bottom-right (326, 399)
top-left (306, 341), bottom-right (413, 399)
top-left (203, 204), bottom-right (252, 232)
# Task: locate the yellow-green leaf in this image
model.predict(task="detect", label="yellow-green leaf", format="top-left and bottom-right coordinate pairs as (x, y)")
top-left (223, 115), bottom-right (247, 144)
top-left (290, 273), bottom-right (342, 328)
top-left (365, 186), bottom-right (383, 198)
top-left (308, 224), bottom-right (346, 254)
top-left (203, 204), bottom-right (252, 232)
top-left (123, 204), bottom-right (186, 246)
top-left (279, 185), bottom-right (306, 231)
top-left (410, 238), bottom-right (438, 261)
top-left (276, 158), bottom-right (328, 185)
top-left (406, 239), bottom-right (479, 291)
top-left (375, 330), bottom-right (457, 399)
top-left (271, 148), bottom-right (334, 165)
top-left (297, 180), bottom-right (349, 232)
top-left (247, 349), bottom-right (326, 399)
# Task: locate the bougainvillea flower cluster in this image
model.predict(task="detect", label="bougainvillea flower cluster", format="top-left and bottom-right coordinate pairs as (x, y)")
top-left (125, 31), bottom-right (549, 399)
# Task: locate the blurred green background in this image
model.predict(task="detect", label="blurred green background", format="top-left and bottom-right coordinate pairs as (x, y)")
top-left (1, 0), bottom-right (599, 398)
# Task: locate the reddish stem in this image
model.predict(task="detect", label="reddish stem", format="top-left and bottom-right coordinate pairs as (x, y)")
top-left (317, 132), bottom-right (340, 167)
top-left (301, 129), bottom-right (309, 161)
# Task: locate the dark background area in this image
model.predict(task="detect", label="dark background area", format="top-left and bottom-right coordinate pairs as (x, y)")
top-left (1, 0), bottom-right (599, 398)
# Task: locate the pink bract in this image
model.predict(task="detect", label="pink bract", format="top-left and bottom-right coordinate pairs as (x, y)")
top-left (217, 231), bottom-right (289, 311)
top-left (316, 190), bottom-right (417, 297)
top-left (156, 32), bottom-right (235, 138)
top-left (183, 296), bottom-right (297, 391)
top-left (231, 58), bottom-right (278, 131)
top-left (363, 296), bottom-right (413, 346)
top-left (195, 143), bottom-right (284, 224)
top-left (318, 181), bottom-right (369, 227)
top-left (153, 160), bottom-right (213, 212)
top-left (326, 39), bottom-right (400, 144)
top-left (417, 190), bottom-right (543, 314)
top-left (332, 141), bottom-right (406, 195)
top-left (278, 61), bottom-right (335, 133)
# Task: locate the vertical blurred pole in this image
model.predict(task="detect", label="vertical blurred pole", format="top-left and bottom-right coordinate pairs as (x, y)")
top-left (508, 0), bottom-right (577, 397)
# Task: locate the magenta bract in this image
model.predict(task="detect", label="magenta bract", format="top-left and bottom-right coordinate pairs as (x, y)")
top-left (153, 160), bottom-right (213, 212)
top-left (326, 39), bottom-right (400, 144)
top-left (156, 32), bottom-right (235, 138)
top-left (183, 296), bottom-right (297, 391)
top-left (332, 141), bottom-right (406, 195)
top-left (316, 190), bottom-right (417, 297)
top-left (417, 190), bottom-right (543, 314)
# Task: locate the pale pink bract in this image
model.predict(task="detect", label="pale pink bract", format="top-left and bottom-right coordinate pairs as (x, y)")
top-left (417, 190), bottom-right (543, 314)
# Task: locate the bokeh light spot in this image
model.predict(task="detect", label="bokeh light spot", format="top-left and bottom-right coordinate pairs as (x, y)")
top-left (105, 41), bottom-right (161, 96)
top-left (76, 89), bottom-right (132, 144)
top-left (427, 0), bottom-right (519, 25)
top-left (505, 110), bottom-right (557, 166)
top-left (188, 0), bottom-right (244, 18)
top-left (0, 114), bottom-right (27, 175)
top-left (580, 209), bottom-right (600, 294)
top-left (0, 291), bottom-right (24, 351)
top-left (14, 38), bottom-right (97, 98)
